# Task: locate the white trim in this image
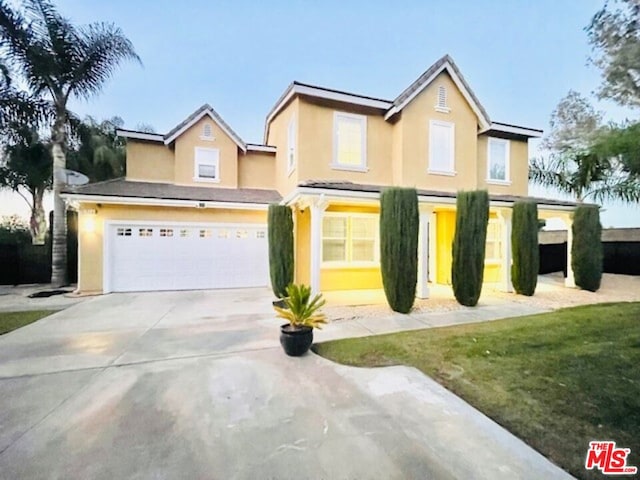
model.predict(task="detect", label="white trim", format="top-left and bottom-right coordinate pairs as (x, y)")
top-left (435, 106), bottom-right (451, 114)
top-left (116, 129), bottom-right (164, 142)
top-left (429, 119), bottom-right (455, 174)
top-left (246, 144), bottom-right (277, 153)
top-left (282, 187), bottom-right (578, 212)
top-left (427, 169), bottom-right (457, 177)
top-left (487, 137), bottom-right (510, 183)
top-left (103, 220), bottom-right (267, 294)
top-left (333, 111), bottom-right (368, 171)
top-left (265, 83), bottom-right (391, 142)
top-left (165, 109), bottom-right (246, 151)
top-left (488, 122), bottom-right (543, 138)
top-left (61, 193), bottom-right (269, 211)
top-left (385, 61), bottom-right (491, 130)
top-left (194, 147), bottom-right (220, 183)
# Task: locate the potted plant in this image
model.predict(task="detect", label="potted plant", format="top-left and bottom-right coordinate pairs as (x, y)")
top-left (274, 284), bottom-right (327, 356)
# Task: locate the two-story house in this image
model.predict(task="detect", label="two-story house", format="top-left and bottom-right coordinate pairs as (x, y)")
top-left (62, 55), bottom-right (579, 296)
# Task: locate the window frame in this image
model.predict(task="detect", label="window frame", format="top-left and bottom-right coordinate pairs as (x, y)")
top-left (193, 147), bottom-right (220, 183)
top-left (487, 137), bottom-right (511, 184)
top-left (428, 119), bottom-right (456, 175)
top-left (332, 111), bottom-right (368, 172)
top-left (287, 115), bottom-right (296, 176)
top-left (321, 212), bottom-right (379, 268)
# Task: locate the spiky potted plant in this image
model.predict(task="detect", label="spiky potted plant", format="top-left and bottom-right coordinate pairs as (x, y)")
top-left (274, 284), bottom-right (327, 356)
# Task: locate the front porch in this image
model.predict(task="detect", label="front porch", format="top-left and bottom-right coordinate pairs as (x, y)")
top-left (286, 182), bottom-right (579, 300)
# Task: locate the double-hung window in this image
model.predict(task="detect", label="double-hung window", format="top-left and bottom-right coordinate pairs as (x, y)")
top-left (487, 137), bottom-right (510, 183)
top-left (428, 120), bottom-right (455, 175)
top-left (332, 112), bottom-right (367, 171)
top-left (287, 116), bottom-right (296, 174)
top-left (322, 214), bottom-right (378, 265)
top-left (194, 147), bottom-right (220, 182)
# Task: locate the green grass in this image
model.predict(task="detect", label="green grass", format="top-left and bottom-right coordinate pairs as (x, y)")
top-left (313, 302), bottom-right (640, 480)
top-left (0, 310), bottom-right (56, 335)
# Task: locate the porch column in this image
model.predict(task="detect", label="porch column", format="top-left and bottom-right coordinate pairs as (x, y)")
top-left (309, 195), bottom-right (328, 294)
top-left (565, 214), bottom-right (576, 288)
top-left (417, 206), bottom-right (433, 299)
top-left (498, 208), bottom-right (513, 292)
top-left (428, 211), bottom-right (437, 282)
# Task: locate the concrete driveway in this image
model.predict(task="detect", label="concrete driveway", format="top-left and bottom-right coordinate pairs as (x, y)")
top-left (0, 289), bottom-right (572, 479)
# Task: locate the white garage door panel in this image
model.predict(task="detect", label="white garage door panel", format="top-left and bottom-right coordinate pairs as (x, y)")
top-left (107, 223), bottom-right (269, 292)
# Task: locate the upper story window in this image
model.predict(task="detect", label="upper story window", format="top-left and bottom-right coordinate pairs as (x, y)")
top-left (287, 115), bottom-right (296, 175)
top-left (435, 85), bottom-right (450, 113)
top-left (201, 123), bottom-right (215, 141)
top-left (194, 147), bottom-right (220, 182)
top-left (322, 213), bottom-right (378, 265)
top-left (487, 137), bottom-right (510, 183)
top-left (428, 120), bottom-right (455, 175)
top-left (332, 112), bottom-right (367, 172)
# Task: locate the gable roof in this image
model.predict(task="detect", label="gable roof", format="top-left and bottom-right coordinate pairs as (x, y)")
top-left (163, 104), bottom-right (246, 151)
top-left (265, 54), bottom-right (541, 139)
top-left (384, 54), bottom-right (491, 129)
top-left (117, 104), bottom-right (279, 153)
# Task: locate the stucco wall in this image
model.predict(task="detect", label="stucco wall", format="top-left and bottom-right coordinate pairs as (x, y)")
top-left (238, 151), bottom-right (276, 189)
top-left (266, 97), bottom-right (300, 196)
top-left (173, 116), bottom-right (239, 188)
top-left (125, 141), bottom-right (174, 183)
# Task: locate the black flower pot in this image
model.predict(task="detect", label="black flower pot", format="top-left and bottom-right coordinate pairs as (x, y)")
top-left (280, 324), bottom-right (313, 356)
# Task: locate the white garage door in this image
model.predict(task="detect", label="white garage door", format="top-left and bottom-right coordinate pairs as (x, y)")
top-left (105, 222), bottom-right (269, 293)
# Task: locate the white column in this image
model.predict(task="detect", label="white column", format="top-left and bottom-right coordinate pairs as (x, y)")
top-left (565, 215), bottom-right (576, 288)
top-left (417, 206), bottom-right (433, 299)
top-left (498, 209), bottom-right (513, 292)
top-left (309, 195), bottom-right (328, 294)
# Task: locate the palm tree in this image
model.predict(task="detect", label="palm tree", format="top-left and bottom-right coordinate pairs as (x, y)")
top-left (0, 0), bottom-right (140, 286)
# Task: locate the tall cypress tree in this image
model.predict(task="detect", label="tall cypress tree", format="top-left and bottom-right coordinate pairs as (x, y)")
top-left (572, 205), bottom-right (603, 292)
top-left (267, 204), bottom-right (294, 298)
top-left (451, 190), bottom-right (489, 306)
top-left (380, 188), bottom-right (419, 313)
top-left (511, 201), bottom-right (539, 296)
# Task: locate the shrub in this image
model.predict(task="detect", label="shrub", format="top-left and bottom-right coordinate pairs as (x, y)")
top-left (451, 190), bottom-right (489, 306)
top-left (267, 204), bottom-right (294, 298)
top-left (380, 187), bottom-right (419, 313)
top-left (511, 202), bottom-right (539, 296)
top-left (572, 205), bottom-right (603, 292)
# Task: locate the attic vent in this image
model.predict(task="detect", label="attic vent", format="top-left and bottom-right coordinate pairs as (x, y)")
top-left (202, 123), bottom-right (214, 139)
top-left (435, 85), bottom-right (450, 113)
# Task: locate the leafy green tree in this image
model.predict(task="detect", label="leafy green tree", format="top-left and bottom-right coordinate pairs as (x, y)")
top-left (451, 190), bottom-right (489, 307)
top-left (572, 206), bottom-right (603, 292)
top-left (380, 187), bottom-right (419, 313)
top-left (0, 127), bottom-right (51, 244)
top-left (0, 0), bottom-right (140, 287)
top-left (587, 0), bottom-right (640, 107)
top-left (530, 91), bottom-right (640, 203)
top-left (267, 204), bottom-right (294, 299)
top-left (67, 116), bottom-right (126, 182)
top-left (511, 202), bottom-right (539, 296)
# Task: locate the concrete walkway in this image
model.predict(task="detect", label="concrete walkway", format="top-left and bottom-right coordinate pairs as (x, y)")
top-left (0, 289), bottom-right (573, 479)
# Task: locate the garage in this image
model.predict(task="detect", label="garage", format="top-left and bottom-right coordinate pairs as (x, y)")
top-left (104, 221), bottom-right (269, 293)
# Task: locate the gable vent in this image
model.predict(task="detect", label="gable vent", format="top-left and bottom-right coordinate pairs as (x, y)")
top-left (202, 123), bottom-right (213, 139)
top-left (436, 85), bottom-right (450, 113)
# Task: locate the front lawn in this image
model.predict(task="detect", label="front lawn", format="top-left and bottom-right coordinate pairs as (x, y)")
top-left (0, 310), bottom-right (56, 335)
top-left (313, 302), bottom-right (640, 480)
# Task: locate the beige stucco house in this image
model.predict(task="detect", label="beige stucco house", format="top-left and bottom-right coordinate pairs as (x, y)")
top-left (62, 55), bottom-right (579, 295)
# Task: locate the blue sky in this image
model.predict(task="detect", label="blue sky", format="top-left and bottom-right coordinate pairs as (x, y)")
top-left (45, 0), bottom-right (637, 227)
